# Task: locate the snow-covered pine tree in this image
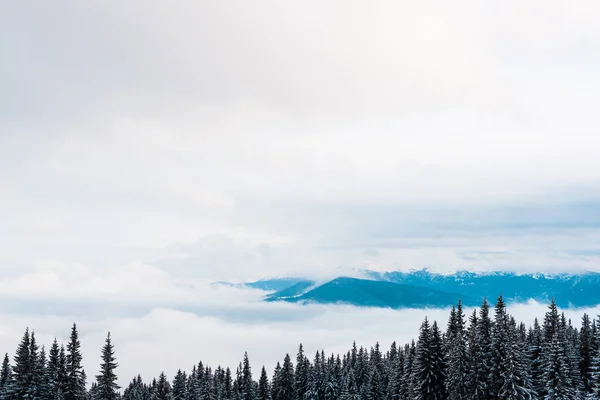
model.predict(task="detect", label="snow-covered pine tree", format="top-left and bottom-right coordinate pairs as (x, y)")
top-left (474, 298), bottom-right (493, 400)
top-left (527, 319), bottom-right (544, 398)
top-left (95, 332), bottom-right (119, 400)
top-left (257, 366), bottom-right (269, 400)
top-left (367, 367), bottom-right (384, 400)
top-left (46, 339), bottom-right (62, 400)
top-left (0, 353), bottom-right (11, 400)
top-left (563, 315), bottom-right (584, 397)
top-left (241, 353), bottom-right (255, 400)
top-left (430, 321), bottom-right (447, 400)
top-left (27, 330), bottom-right (43, 400)
top-left (8, 328), bottom-right (32, 400)
top-left (66, 324), bottom-right (87, 400)
top-left (465, 309), bottom-right (478, 399)
top-left (153, 372), bottom-right (172, 400)
top-left (340, 369), bottom-right (359, 400)
top-left (294, 344), bottom-right (308, 400)
top-left (490, 295), bottom-right (510, 399)
top-left (272, 354), bottom-right (293, 400)
top-left (414, 318), bottom-right (440, 400)
top-left (543, 332), bottom-right (575, 400)
top-left (223, 367), bottom-right (233, 400)
top-left (323, 354), bottom-right (340, 400)
top-left (37, 346), bottom-right (50, 400)
top-left (579, 314), bottom-right (593, 395)
top-left (387, 347), bottom-right (403, 400)
top-left (172, 370), bottom-right (187, 400)
top-left (497, 317), bottom-right (534, 400)
top-left (402, 341), bottom-right (417, 400)
top-left (446, 300), bottom-right (468, 400)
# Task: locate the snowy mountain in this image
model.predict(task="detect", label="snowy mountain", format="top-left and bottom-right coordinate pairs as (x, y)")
top-left (233, 269), bottom-right (600, 309)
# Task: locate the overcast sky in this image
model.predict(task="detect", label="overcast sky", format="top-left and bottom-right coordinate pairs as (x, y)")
top-left (2, 0), bottom-right (600, 387)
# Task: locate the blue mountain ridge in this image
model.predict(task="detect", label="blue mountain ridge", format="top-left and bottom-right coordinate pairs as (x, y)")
top-left (234, 269), bottom-right (600, 309)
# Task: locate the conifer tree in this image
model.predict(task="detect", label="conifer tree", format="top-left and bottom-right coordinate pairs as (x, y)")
top-left (172, 370), bottom-right (187, 400)
top-left (544, 332), bottom-right (574, 399)
top-left (10, 327), bottom-right (32, 400)
top-left (446, 300), bottom-right (468, 400)
top-left (95, 332), bottom-right (119, 400)
top-left (474, 298), bottom-right (493, 400)
top-left (257, 367), bottom-right (269, 400)
top-left (367, 367), bottom-right (384, 400)
top-left (46, 339), bottom-right (62, 400)
top-left (340, 370), bottom-right (359, 400)
top-left (223, 368), bottom-right (233, 400)
top-left (294, 344), bottom-right (308, 400)
top-left (26, 331), bottom-right (43, 400)
top-left (153, 372), bottom-right (172, 400)
top-left (0, 353), bottom-right (11, 400)
top-left (273, 354), bottom-right (293, 400)
top-left (497, 318), bottom-right (534, 400)
top-left (37, 346), bottom-right (50, 400)
top-left (527, 319), bottom-right (544, 398)
top-left (414, 318), bottom-right (436, 400)
top-left (241, 353), bottom-right (254, 400)
top-left (66, 324), bottom-right (86, 400)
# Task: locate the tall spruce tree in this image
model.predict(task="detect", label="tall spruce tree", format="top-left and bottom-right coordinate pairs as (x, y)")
top-left (95, 332), bottom-right (119, 400)
top-left (414, 318), bottom-right (446, 400)
top-left (257, 367), bottom-right (269, 400)
top-left (340, 370), bottom-right (359, 400)
top-left (65, 324), bottom-right (86, 400)
top-left (10, 328), bottom-right (32, 400)
top-left (446, 300), bottom-right (468, 400)
top-left (544, 332), bottom-right (574, 399)
top-left (153, 372), bottom-right (172, 400)
top-left (474, 298), bottom-right (493, 400)
top-left (172, 370), bottom-right (187, 400)
top-left (241, 353), bottom-right (255, 400)
top-left (294, 344), bottom-right (308, 400)
top-left (0, 353), bottom-right (11, 400)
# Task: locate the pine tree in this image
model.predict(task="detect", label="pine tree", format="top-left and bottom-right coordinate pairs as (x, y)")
top-left (0, 353), bottom-right (11, 400)
top-left (414, 318), bottom-right (444, 400)
top-left (223, 368), bottom-right (233, 400)
top-left (47, 339), bottom-right (61, 400)
top-left (543, 332), bottom-right (574, 399)
top-left (241, 353), bottom-right (254, 400)
top-left (95, 332), bottom-right (119, 400)
top-left (65, 324), bottom-right (86, 400)
top-left (294, 345), bottom-right (308, 400)
top-left (257, 367), bottom-right (269, 400)
top-left (387, 348), bottom-right (403, 400)
top-left (10, 327), bottom-right (32, 400)
top-left (37, 346), bottom-right (50, 400)
top-left (367, 367), bottom-right (384, 400)
top-left (340, 370), bottom-right (359, 400)
top-left (473, 298), bottom-right (493, 400)
top-left (172, 370), bottom-right (187, 400)
top-left (527, 319), bottom-right (544, 398)
top-left (58, 345), bottom-right (68, 400)
top-left (497, 318), bottom-right (534, 400)
top-left (446, 300), bottom-right (468, 400)
top-left (153, 373), bottom-right (172, 400)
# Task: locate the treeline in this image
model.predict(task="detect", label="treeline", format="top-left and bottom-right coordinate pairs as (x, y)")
top-left (1, 296), bottom-right (600, 400)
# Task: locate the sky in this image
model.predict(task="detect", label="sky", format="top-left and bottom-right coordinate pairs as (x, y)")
top-left (2, 0), bottom-right (600, 388)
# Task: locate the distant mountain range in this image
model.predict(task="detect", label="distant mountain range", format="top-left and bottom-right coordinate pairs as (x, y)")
top-left (218, 269), bottom-right (600, 309)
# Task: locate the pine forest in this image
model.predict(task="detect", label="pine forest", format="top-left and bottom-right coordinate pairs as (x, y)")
top-left (2, 296), bottom-right (600, 400)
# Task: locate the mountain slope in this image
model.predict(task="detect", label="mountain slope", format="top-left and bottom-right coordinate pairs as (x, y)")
top-left (270, 277), bottom-right (473, 309)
